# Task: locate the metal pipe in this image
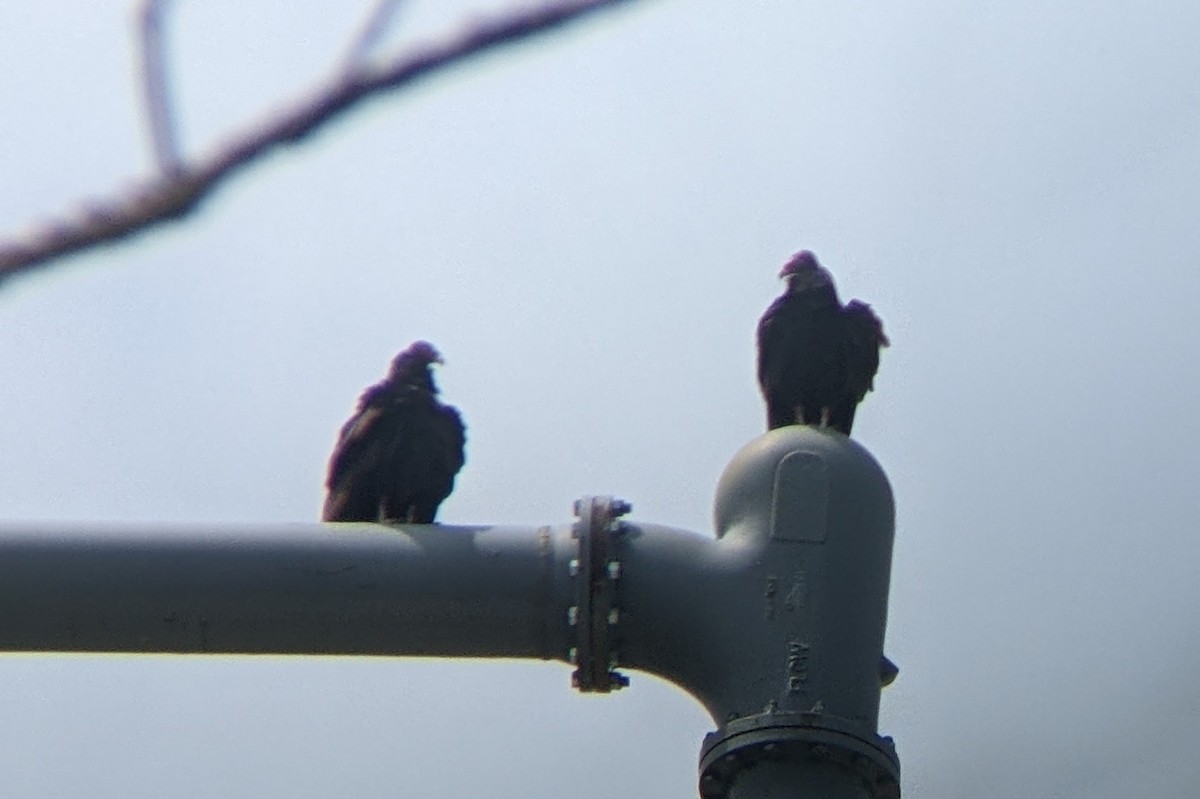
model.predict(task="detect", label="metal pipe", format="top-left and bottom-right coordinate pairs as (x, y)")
top-left (596, 428), bottom-right (901, 797)
top-left (0, 427), bottom-right (900, 797)
top-left (0, 522), bottom-right (569, 659)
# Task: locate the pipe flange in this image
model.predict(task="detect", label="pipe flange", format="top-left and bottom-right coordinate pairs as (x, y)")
top-left (699, 712), bottom-right (900, 799)
top-left (568, 495), bottom-right (630, 692)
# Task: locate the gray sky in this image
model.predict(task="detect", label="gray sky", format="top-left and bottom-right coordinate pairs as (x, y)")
top-left (2, 0), bottom-right (1199, 796)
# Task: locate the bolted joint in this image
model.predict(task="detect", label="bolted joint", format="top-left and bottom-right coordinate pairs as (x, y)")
top-left (698, 713), bottom-right (899, 799)
top-left (568, 496), bottom-right (629, 693)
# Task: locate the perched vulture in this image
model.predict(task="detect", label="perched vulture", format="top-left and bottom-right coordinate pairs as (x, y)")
top-left (322, 341), bottom-right (466, 523)
top-left (756, 251), bottom-right (889, 434)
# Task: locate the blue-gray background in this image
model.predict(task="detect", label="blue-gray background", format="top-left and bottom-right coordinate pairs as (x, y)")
top-left (1, 1), bottom-right (1198, 796)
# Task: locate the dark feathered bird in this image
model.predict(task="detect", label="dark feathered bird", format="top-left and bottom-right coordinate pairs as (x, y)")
top-left (322, 341), bottom-right (466, 523)
top-left (756, 251), bottom-right (889, 434)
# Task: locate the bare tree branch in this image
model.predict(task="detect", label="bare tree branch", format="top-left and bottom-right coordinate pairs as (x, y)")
top-left (0, 0), bottom-right (647, 287)
top-left (138, 0), bottom-right (182, 172)
top-left (342, 0), bottom-right (409, 71)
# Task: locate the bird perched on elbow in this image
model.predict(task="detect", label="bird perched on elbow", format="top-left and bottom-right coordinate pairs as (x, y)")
top-left (322, 341), bottom-right (466, 523)
top-left (756, 250), bottom-right (889, 435)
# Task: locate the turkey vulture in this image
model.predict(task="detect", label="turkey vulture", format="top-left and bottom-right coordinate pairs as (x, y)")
top-left (322, 341), bottom-right (466, 523)
top-left (756, 251), bottom-right (889, 434)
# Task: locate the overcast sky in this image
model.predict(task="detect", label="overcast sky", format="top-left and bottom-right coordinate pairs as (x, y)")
top-left (1, 1), bottom-right (1199, 796)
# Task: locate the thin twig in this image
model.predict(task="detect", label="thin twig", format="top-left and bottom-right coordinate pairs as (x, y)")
top-left (342, 0), bottom-right (408, 71)
top-left (138, 0), bottom-right (182, 173)
top-left (0, 0), bottom-right (648, 287)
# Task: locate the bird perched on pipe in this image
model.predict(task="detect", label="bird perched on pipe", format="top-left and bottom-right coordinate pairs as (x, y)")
top-left (756, 250), bottom-right (889, 434)
top-left (322, 341), bottom-right (466, 523)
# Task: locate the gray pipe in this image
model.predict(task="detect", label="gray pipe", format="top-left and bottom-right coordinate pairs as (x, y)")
top-left (598, 428), bottom-right (901, 797)
top-left (0, 427), bottom-right (900, 797)
top-left (0, 522), bottom-right (570, 659)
